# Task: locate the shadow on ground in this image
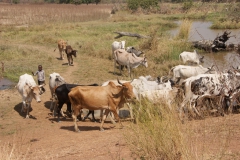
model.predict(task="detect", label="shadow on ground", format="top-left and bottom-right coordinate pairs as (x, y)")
top-left (14, 102), bottom-right (36, 119)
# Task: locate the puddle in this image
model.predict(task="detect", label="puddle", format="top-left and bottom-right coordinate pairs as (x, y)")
top-left (0, 78), bottom-right (15, 90)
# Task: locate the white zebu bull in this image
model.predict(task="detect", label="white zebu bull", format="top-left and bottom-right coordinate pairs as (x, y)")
top-left (49, 72), bottom-right (66, 116)
top-left (179, 50), bottom-right (204, 65)
top-left (16, 73), bottom-right (45, 118)
top-left (169, 64), bottom-right (216, 84)
top-left (114, 49), bottom-right (148, 78)
top-left (111, 41), bottom-right (126, 59)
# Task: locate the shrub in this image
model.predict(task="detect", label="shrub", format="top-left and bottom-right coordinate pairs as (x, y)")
top-left (127, 0), bottom-right (159, 12)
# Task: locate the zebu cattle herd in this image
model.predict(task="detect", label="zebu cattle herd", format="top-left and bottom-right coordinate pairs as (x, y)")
top-left (16, 39), bottom-right (240, 132)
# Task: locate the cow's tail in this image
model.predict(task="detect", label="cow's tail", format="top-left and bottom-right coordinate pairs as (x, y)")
top-left (179, 54), bottom-right (181, 60)
top-left (114, 50), bottom-right (118, 61)
top-left (169, 66), bottom-right (175, 76)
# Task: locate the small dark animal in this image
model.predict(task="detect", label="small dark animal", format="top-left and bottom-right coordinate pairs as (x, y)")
top-left (55, 83), bottom-right (98, 122)
top-left (65, 45), bottom-right (77, 66)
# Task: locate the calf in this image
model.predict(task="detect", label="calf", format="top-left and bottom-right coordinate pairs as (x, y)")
top-left (65, 45), bottom-right (77, 66)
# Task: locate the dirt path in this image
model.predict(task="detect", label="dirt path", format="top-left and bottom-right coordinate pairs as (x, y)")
top-left (0, 42), bottom-right (137, 159)
top-left (1, 42), bottom-right (240, 159)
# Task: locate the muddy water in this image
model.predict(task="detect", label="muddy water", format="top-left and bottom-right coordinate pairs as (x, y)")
top-left (170, 21), bottom-right (240, 71)
top-left (202, 51), bottom-right (240, 71)
top-left (171, 21), bottom-right (240, 43)
top-left (0, 78), bottom-right (15, 90)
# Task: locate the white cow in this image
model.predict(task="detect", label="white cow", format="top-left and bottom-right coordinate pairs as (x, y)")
top-left (131, 76), bottom-right (172, 100)
top-left (114, 49), bottom-right (148, 78)
top-left (140, 87), bottom-right (180, 110)
top-left (16, 73), bottom-right (45, 118)
top-left (49, 72), bottom-right (66, 116)
top-left (111, 41), bottom-right (126, 59)
top-left (169, 64), bottom-right (216, 84)
top-left (179, 50), bottom-right (204, 65)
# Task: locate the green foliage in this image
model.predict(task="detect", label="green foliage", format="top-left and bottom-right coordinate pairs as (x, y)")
top-left (182, 0), bottom-right (193, 11)
top-left (127, 0), bottom-right (139, 11)
top-left (127, 0), bottom-right (159, 11)
top-left (12, 0), bottom-right (20, 4)
top-left (139, 0), bottom-right (159, 10)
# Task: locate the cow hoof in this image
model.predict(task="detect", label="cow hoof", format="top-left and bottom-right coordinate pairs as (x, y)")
top-left (100, 128), bottom-right (104, 131)
top-left (75, 130), bottom-right (80, 133)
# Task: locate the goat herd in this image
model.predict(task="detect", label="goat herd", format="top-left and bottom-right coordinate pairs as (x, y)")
top-left (16, 39), bottom-right (240, 132)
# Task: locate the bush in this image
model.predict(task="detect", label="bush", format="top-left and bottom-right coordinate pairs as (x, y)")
top-left (127, 0), bottom-right (159, 12)
top-left (127, 0), bottom-right (139, 11)
top-left (182, 0), bottom-right (193, 11)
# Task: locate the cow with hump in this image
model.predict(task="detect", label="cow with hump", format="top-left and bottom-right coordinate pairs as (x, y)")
top-left (16, 73), bottom-right (45, 118)
top-left (68, 79), bottom-right (135, 132)
top-left (113, 49), bottom-right (148, 79)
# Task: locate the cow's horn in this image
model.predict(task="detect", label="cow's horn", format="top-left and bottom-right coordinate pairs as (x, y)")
top-left (210, 64), bottom-right (215, 70)
top-left (117, 77), bottom-right (123, 85)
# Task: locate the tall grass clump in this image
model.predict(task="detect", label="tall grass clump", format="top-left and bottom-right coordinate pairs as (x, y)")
top-left (175, 19), bottom-right (192, 40)
top-left (136, 23), bottom-right (192, 77)
top-left (124, 99), bottom-right (193, 159)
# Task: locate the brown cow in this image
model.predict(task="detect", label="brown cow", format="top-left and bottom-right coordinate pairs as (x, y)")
top-left (65, 45), bottom-right (77, 66)
top-left (57, 39), bottom-right (67, 60)
top-left (68, 79), bottom-right (135, 132)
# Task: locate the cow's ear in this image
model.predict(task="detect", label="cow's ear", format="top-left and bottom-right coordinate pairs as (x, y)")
top-left (26, 83), bottom-right (33, 89)
top-left (25, 82), bottom-right (32, 88)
